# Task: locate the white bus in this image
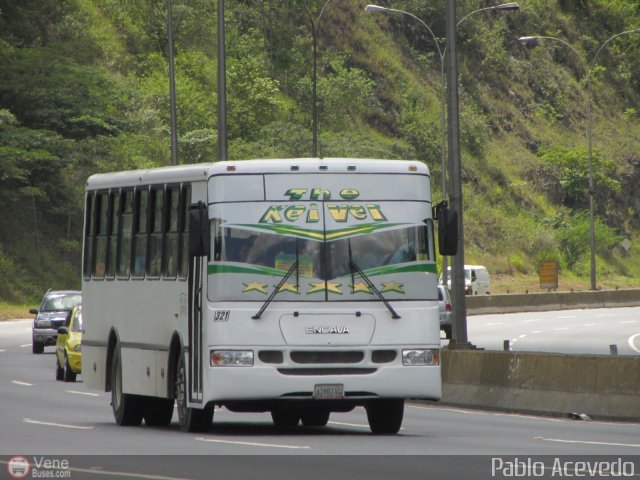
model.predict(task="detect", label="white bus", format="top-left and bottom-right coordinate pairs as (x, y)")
top-left (81, 158), bottom-right (455, 434)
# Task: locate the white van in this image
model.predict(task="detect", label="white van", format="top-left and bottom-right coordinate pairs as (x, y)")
top-left (441, 265), bottom-right (490, 295)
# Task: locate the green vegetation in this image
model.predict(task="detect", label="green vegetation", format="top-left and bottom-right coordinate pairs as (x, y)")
top-left (1, 0), bottom-right (640, 305)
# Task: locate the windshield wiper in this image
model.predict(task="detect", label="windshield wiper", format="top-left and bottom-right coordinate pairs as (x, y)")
top-left (348, 241), bottom-right (400, 319)
top-left (252, 261), bottom-right (298, 319)
top-left (252, 238), bottom-right (300, 320)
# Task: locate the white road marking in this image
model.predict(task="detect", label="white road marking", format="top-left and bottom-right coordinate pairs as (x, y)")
top-left (584, 323), bottom-right (598, 327)
top-left (557, 316), bottom-right (576, 319)
top-left (195, 436), bottom-right (310, 449)
top-left (66, 390), bottom-right (100, 397)
top-left (628, 333), bottom-right (640, 354)
top-left (519, 334), bottom-right (527, 338)
top-left (522, 319), bottom-right (539, 323)
top-left (11, 380), bottom-right (33, 387)
top-left (20, 344), bottom-right (32, 348)
top-left (531, 330), bottom-right (543, 334)
top-left (486, 322), bottom-right (504, 326)
top-left (328, 420), bottom-right (369, 428)
top-left (23, 418), bottom-right (95, 430)
top-left (0, 349), bottom-right (5, 353)
top-left (553, 327), bottom-right (569, 331)
top-left (620, 320), bottom-right (637, 325)
top-left (535, 436), bottom-right (640, 448)
top-left (596, 313), bottom-right (615, 317)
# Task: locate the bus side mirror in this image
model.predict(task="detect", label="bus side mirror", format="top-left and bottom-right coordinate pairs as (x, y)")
top-left (189, 201), bottom-right (210, 258)
top-left (433, 201), bottom-right (458, 256)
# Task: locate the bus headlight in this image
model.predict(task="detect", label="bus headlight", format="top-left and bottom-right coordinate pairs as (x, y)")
top-left (210, 350), bottom-right (254, 367)
top-left (402, 349), bottom-right (439, 366)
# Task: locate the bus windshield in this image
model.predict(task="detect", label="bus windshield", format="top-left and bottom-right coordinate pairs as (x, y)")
top-left (208, 200), bottom-right (434, 302)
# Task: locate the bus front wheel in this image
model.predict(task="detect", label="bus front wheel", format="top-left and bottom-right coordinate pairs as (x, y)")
top-left (366, 399), bottom-right (404, 435)
top-left (111, 346), bottom-right (144, 426)
top-left (175, 352), bottom-right (213, 432)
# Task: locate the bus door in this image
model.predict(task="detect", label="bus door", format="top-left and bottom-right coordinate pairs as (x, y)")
top-left (187, 201), bottom-right (209, 405)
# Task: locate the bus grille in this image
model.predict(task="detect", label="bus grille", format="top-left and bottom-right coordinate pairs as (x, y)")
top-left (290, 351), bottom-right (364, 364)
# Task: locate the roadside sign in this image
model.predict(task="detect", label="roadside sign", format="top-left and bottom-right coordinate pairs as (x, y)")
top-left (539, 261), bottom-right (558, 290)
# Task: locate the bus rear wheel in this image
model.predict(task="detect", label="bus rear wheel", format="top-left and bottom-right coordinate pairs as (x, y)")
top-left (366, 399), bottom-right (404, 435)
top-left (175, 352), bottom-right (213, 432)
top-left (111, 346), bottom-right (144, 426)
top-left (144, 397), bottom-right (174, 426)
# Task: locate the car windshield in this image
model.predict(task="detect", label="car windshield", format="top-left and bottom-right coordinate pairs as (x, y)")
top-left (42, 293), bottom-right (82, 312)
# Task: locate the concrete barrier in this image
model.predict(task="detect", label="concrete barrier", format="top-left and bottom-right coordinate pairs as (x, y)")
top-left (440, 349), bottom-right (640, 420)
top-left (466, 289), bottom-right (640, 315)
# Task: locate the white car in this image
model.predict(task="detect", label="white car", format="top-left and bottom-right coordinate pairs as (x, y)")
top-left (438, 284), bottom-right (452, 339)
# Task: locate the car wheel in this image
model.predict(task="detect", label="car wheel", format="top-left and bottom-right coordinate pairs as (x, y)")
top-left (111, 345), bottom-right (144, 426)
top-left (32, 340), bottom-right (44, 354)
top-left (55, 357), bottom-right (64, 381)
top-left (443, 325), bottom-right (452, 339)
top-left (63, 353), bottom-right (77, 382)
top-left (366, 399), bottom-right (404, 435)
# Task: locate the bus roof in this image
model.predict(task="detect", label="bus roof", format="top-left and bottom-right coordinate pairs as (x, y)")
top-left (85, 158), bottom-right (430, 190)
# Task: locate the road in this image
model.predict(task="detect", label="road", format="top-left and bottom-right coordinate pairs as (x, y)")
top-left (2, 317), bottom-right (640, 479)
top-left (465, 306), bottom-right (640, 355)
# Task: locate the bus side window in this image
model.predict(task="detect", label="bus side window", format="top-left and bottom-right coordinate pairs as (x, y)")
top-left (132, 188), bottom-right (149, 279)
top-left (147, 187), bottom-right (163, 279)
top-left (117, 190), bottom-right (134, 278)
top-left (105, 192), bottom-right (117, 279)
top-left (162, 186), bottom-right (179, 279)
top-left (178, 185), bottom-right (191, 279)
top-left (83, 194), bottom-right (94, 279)
top-left (94, 192), bottom-right (108, 279)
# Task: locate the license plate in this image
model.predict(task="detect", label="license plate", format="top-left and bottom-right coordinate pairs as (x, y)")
top-left (313, 384), bottom-right (344, 400)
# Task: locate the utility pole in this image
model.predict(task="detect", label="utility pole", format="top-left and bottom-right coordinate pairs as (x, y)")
top-left (217, 0), bottom-right (228, 161)
top-left (167, 0), bottom-right (178, 166)
top-left (445, 0), bottom-right (471, 349)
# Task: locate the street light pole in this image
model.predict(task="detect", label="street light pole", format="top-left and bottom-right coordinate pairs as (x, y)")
top-left (365, 2), bottom-right (518, 290)
top-left (519, 30), bottom-right (640, 291)
top-left (167, 0), bottom-right (178, 166)
top-left (217, 0), bottom-right (228, 161)
top-left (304, 0), bottom-right (332, 158)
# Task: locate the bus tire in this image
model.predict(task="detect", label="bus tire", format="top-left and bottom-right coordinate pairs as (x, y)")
top-left (271, 408), bottom-right (300, 427)
top-left (175, 352), bottom-right (213, 432)
top-left (366, 399), bottom-right (404, 435)
top-left (301, 409), bottom-right (330, 427)
top-left (63, 353), bottom-right (77, 382)
top-left (111, 346), bottom-right (144, 426)
top-left (144, 397), bottom-right (174, 427)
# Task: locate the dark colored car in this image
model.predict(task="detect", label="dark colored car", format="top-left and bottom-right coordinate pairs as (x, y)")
top-left (30, 290), bottom-right (82, 354)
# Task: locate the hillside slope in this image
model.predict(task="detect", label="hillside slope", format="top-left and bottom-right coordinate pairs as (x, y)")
top-left (0, 0), bottom-right (639, 301)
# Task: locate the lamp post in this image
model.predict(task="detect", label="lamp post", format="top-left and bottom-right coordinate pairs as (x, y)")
top-left (217, 0), bottom-right (228, 161)
top-left (304, 0), bottom-right (332, 158)
top-left (167, 0), bottom-right (178, 166)
top-left (365, 2), bottom-right (519, 324)
top-left (519, 29), bottom-right (640, 291)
